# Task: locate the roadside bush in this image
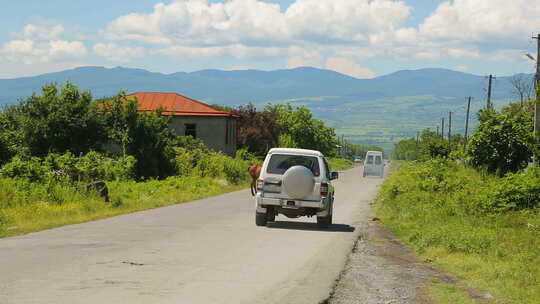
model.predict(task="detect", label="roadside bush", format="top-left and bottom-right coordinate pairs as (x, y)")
top-left (172, 148), bottom-right (249, 184)
top-left (467, 106), bottom-right (534, 175)
top-left (376, 159), bottom-right (540, 304)
top-left (0, 156), bottom-right (46, 182)
top-left (487, 167), bottom-right (540, 212)
top-left (0, 83), bottom-right (104, 157)
top-left (100, 93), bottom-right (176, 179)
top-left (328, 158), bottom-right (355, 171)
top-left (0, 209), bottom-right (8, 232)
top-left (235, 148), bottom-right (258, 163)
top-left (0, 152), bottom-right (136, 182)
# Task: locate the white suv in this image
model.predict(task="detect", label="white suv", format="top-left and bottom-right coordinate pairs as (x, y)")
top-left (255, 148), bottom-right (338, 227)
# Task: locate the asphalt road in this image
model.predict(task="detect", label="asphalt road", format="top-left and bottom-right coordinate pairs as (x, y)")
top-left (0, 166), bottom-right (385, 304)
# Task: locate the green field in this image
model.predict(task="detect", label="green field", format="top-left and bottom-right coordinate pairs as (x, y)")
top-left (375, 161), bottom-right (540, 304)
top-left (256, 95), bottom-right (513, 153)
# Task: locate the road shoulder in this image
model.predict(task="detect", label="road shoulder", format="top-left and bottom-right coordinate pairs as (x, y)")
top-left (327, 207), bottom-right (436, 304)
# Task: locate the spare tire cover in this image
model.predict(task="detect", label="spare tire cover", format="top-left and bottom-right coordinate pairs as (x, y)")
top-left (282, 165), bottom-right (315, 199)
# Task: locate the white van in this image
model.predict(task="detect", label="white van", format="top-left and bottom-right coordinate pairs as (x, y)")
top-left (363, 151), bottom-right (384, 177)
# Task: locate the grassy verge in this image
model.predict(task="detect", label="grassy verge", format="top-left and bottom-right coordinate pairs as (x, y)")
top-left (375, 160), bottom-right (540, 304)
top-left (0, 177), bottom-right (248, 238)
top-left (328, 158), bottom-right (356, 171)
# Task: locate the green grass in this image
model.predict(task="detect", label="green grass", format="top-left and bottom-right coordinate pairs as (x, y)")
top-left (426, 282), bottom-right (479, 304)
top-left (0, 176), bottom-right (248, 238)
top-left (257, 94), bottom-right (513, 153)
top-left (328, 158), bottom-right (355, 171)
top-left (375, 160), bottom-right (540, 304)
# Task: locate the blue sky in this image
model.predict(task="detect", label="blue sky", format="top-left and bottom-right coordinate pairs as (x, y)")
top-left (0, 0), bottom-right (538, 78)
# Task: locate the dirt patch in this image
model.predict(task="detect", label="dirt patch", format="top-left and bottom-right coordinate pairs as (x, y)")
top-left (327, 219), bottom-right (437, 304)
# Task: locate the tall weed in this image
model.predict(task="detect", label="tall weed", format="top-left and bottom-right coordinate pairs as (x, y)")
top-left (376, 160), bottom-right (540, 304)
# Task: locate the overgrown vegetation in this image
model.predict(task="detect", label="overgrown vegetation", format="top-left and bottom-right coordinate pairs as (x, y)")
top-left (384, 97), bottom-right (540, 303)
top-left (393, 100), bottom-right (537, 175)
top-left (0, 176), bottom-right (246, 237)
top-left (0, 83), bottom-right (258, 236)
top-left (327, 158), bottom-right (355, 171)
top-left (229, 103), bottom-right (340, 156)
top-left (467, 102), bottom-right (536, 175)
top-left (0, 82), bottom-right (358, 237)
top-left (376, 160), bottom-right (540, 304)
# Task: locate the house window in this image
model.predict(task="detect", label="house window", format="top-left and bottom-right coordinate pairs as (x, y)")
top-left (185, 123), bottom-right (196, 138)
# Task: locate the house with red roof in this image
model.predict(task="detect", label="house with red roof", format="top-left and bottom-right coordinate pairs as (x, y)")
top-left (127, 92), bottom-right (238, 156)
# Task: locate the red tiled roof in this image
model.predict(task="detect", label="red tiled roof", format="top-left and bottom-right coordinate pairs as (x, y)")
top-left (127, 92), bottom-right (236, 117)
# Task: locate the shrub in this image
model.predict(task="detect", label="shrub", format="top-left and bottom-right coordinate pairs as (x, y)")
top-left (487, 167), bottom-right (540, 212)
top-left (467, 105), bottom-right (534, 175)
top-left (235, 148), bottom-right (258, 163)
top-left (0, 152), bottom-right (136, 182)
top-left (100, 93), bottom-right (176, 179)
top-left (0, 209), bottom-right (8, 232)
top-left (172, 148), bottom-right (249, 184)
top-left (1, 83), bottom-right (104, 157)
top-left (0, 156), bottom-right (47, 182)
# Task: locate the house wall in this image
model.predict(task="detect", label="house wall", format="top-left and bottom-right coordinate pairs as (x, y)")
top-left (169, 116), bottom-right (237, 156)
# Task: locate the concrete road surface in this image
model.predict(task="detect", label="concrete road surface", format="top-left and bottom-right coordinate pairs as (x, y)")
top-left (0, 167), bottom-right (384, 304)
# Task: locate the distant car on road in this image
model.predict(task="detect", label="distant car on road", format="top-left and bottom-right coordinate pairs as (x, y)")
top-left (353, 157), bottom-right (363, 163)
top-left (363, 151), bottom-right (384, 178)
top-left (254, 148), bottom-right (339, 227)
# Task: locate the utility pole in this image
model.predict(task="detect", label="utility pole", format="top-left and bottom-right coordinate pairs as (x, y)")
top-left (441, 117), bottom-right (445, 139)
top-left (436, 125), bottom-right (439, 137)
top-left (415, 131), bottom-right (420, 159)
top-left (448, 111), bottom-right (452, 151)
top-left (487, 74), bottom-right (494, 109)
top-left (533, 34), bottom-right (540, 165)
top-left (464, 97), bottom-right (472, 148)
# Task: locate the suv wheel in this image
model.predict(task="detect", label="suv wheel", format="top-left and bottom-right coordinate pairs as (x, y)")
top-left (256, 212), bottom-right (267, 226)
top-left (266, 207), bottom-right (276, 222)
top-left (317, 214), bottom-right (331, 227)
top-left (317, 201), bottom-right (333, 228)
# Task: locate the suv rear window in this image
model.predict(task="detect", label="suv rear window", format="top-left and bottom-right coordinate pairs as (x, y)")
top-left (266, 154), bottom-right (320, 176)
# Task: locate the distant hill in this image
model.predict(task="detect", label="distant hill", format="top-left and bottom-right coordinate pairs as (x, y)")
top-left (0, 66), bottom-right (531, 150)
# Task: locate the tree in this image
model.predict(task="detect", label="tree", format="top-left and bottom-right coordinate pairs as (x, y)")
top-left (393, 138), bottom-right (417, 160)
top-left (509, 75), bottom-right (533, 105)
top-left (232, 103), bottom-right (281, 155)
top-left (418, 130), bottom-right (449, 160)
top-left (1, 83), bottom-right (104, 157)
top-left (100, 94), bottom-right (176, 179)
top-left (269, 104), bottom-right (338, 156)
top-left (467, 104), bottom-right (535, 175)
top-left (392, 130), bottom-right (461, 161)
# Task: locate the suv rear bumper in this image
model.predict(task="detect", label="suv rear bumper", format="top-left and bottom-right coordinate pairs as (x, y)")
top-left (256, 194), bottom-right (330, 216)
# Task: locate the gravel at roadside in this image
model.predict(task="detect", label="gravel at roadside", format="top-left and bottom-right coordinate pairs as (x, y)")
top-left (327, 212), bottom-right (436, 304)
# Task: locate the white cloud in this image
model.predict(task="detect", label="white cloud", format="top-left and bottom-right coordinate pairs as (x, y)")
top-left (93, 43), bottom-right (146, 62)
top-left (325, 57), bottom-right (375, 78)
top-left (286, 0), bottom-right (410, 43)
top-left (48, 40), bottom-right (86, 60)
top-left (0, 61), bottom-right (93, 79)
top-left (153, 44), bottom-right (286, 59)
top-left (226, 65), bottom-right (253, 71)
top-left (419, 0), bottom-right (540, 48)
top-left (286, 47), bottom-right (324, 69)
top-left (22, 23), bottom-right (65, 40)
top-left (2, 40), bottom-right (40, 56)
top-left (104, 0), bottom-right (412, 46)
top-left (1, 39), bottom-right (86, 63)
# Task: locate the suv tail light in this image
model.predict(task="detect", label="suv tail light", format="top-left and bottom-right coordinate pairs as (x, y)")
top-left (256, 179), bottom-right (265, 191)
top-left (320, 182), bottom-right (329, 197)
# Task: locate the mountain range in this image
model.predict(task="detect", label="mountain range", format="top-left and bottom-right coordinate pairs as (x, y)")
top-left (0, 66), bottom-right (532, 150)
